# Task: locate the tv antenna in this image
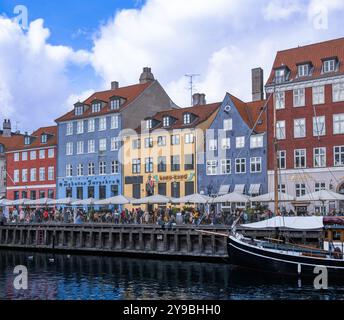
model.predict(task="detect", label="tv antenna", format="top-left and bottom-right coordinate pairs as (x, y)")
top-left (185, 74), bottom-right (200, 106)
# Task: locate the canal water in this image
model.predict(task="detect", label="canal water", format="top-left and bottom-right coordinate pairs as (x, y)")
top-left (0, 250), bottom-right (344, 300)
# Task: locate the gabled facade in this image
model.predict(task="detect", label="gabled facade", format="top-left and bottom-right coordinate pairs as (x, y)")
top-left (55, 68), bottom-right (177, 201)
top-left (265, 37), bottom-right (344, 213)
top-left (197, 92), bottom-right (267, 199)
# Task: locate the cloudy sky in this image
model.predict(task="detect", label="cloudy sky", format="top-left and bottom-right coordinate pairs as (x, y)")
top-left (0, 0), bottom-right (344, 132)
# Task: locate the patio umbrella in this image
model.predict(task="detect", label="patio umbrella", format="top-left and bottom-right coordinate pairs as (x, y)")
top-left (26, 198), bottom-right (54, 206)
top-left (296, 190), bottom-right (344, 202)
top-left (250, 192), bottom-right (295, 202)
top-left (11, 198), bottom-right (30, 206)
top-left (71, 198), bottom-right (96, 206)
top-left (0, 199), bottom-right (12, 206)
top-left (172, 193), bottom-right (213, 204)
top-left (213, 192), bottom-right (250, 203)
top-left (94, 195), bottom-right (133, 205)
top-left (48, 197), bottom-right (77, 205)
top-left (131, 194), bottom-right (172, 205)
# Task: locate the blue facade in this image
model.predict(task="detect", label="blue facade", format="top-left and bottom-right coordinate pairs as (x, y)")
top-left (197, 93), bottom-right (268, 196)
top-left (57, 114), bottom-right (122, 200)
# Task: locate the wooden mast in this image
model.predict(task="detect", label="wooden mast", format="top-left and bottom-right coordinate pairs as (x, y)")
top-left (273, 88), bottom-right (279, 216)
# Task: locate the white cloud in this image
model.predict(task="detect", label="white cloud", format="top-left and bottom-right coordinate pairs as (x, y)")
top-left (263, 0), bottom-right (304, 21)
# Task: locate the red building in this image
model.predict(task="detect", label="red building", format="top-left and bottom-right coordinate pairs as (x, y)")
top-left (265, 38), bottom-right (344, 213)
top-left (6, 126), bottom-right (58, 200)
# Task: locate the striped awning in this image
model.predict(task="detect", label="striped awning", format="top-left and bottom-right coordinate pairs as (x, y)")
top-left (218, 185), bottom-right (230, 195)
top-left (249, 184), bottom-right (261, 195)
top-left (234, 184), bottom-right (245, 194)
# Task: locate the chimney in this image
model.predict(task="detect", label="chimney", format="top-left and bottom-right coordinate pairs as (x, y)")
top-left (192, 93), bottom-right (206, 106)
top-left (111, 81), bottom-right (119, 90)
top-left (139, 67), bottom-right (155, 84)
top-left (2, 119), bottom-right (11, 137)
top-left (251, 67), bottom-right (264, 101)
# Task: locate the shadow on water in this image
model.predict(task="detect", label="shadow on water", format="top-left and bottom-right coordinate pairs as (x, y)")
top-left (0, 250), bottom-right (344, 300)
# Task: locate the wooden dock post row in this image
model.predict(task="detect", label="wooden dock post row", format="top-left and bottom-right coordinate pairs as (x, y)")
top-left (0, 224), bottom-right (323, 260)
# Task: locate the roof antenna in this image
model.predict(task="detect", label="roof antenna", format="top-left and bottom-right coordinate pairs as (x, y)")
top-left (185, 74), bottom-right (200, 106)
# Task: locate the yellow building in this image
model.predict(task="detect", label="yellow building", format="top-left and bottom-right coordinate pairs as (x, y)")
top-left (122, 100), bottom-right (220, 208)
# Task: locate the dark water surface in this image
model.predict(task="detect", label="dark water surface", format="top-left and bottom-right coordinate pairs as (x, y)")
top-left (0, 250), bottom-right (344, 300)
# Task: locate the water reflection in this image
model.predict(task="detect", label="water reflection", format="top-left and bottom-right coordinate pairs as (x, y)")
top-left (0, 250), bottom-right (343, 300)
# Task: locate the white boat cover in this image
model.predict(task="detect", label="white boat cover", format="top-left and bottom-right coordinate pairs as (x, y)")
top-left (296, 189), bottom-right (344, 202)
top-left (241, 216), bottom-right (324, 230)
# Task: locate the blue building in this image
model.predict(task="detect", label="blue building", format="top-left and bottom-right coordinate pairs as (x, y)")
top-left (55, 67), bottom-right (177, 200)
top-left (197, 91), bottom-right (268, 198)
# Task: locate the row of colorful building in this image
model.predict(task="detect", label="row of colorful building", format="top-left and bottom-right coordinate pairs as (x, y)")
top-left (1, 38), bottom-right (344, 213)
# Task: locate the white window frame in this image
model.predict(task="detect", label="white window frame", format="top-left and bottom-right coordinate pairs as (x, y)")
top-left (39, 167), bottom-right (45, 181)
top-left (184, 133), bottom-right (194, 144)
top-left (293, 88), bottom-right (305, 107)
top-left (220, 159), bottom-right (231, 175)
top-left (77, 164), bottom-right (83, 177)
top-left (99, 117), bottom-right (107, 131)
top-left (39, 149), bottom-right (45, 159)
top-left (14, 153), bottom-right (19, 162)
top-left (333, 83), bottom-right (344, 102)
top-left (77, 141), bottom-right (84, 154)
top-left (276, 120), bottom-right (286, 140)
top-left (334, 146), bottom-right (344, 166)
top-left (313, 116), bottom-right (326, 137)
top-left (22, 152), bottom-right (27, 161)
top-left (88, 119), bottom-right (95, 132)
top-left (208, 139), bottom-right (217, 151)
top-left (48, 148), bottom-right (54, 158)
top-left (88, 163), bottom-right (95, 176)
top-left (30, 168), bottom-right (36, 182)
top-left (111, 137), bottom-right (121, 151)
top-left (250, 135), bottom-right (263, 148)
top-left (206, 160), bottom-right (218, 175)
top-left (22, 169), bottom-right (28, 182)
top-left (236, 136), bottom-right (245, 149)
top-left (171, 135), bottom-right (180, 146)
top-left (99, 138), bottom-right (107, 152)
top-left (277, 150), bottom-right (286, 170)
top-left (30, 151), bottom-right (36, 160)
top-left (66, 164), bottom-right (73, 178)
top-left (324, 59), bottom-right (336, 73)
top-left (275, 91), bottom-right (285, 110)
top-left (314, 147), bottom-right (326, 168)
top-left (312, 86), bottom-right (325, 105)
top-left (235, 158), bottom-right (246, 174)
top-left (88, 140), bottom-right (95, 153)
top-left (66, 142), bottom-right (73, 156)
top-left (77, 120), bottom-right (84, 134)
top-left (66, 122), bottom-right (73, 136)
top-left (250, 157), bottom-right (262, 173)
top-left (99, 161), bottom-right (106, 175)
top-left (48, 167), bottom-right (54, 181)
top-left (294, 118), bottom-right (306, 138)
top-left (298, 64), bottom-right (309, 77)
top-left (223, 118), bottom-right (233, 131)
top-left (13, 170), bottom-right (19, 183)
top-left (111, 160), bottom-right (120, 174)
top-left (333, 113), bottom-right (344, 134)
top-left (294, 149), bottom-right (307, 169)
top-left (221, 138), bottom-right (230, 150)
top-left (111, 115), bottom-right (119, 129)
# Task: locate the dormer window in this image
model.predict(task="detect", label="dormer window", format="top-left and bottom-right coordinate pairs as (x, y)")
top-left (297, 64), bottom-right (310, 77)
top-left (24, 136), bottom-right (30, 145)
top-left (75, 105), bottom-right (84, 116)
top-left (183, 113), bottom-right (191, 125)
top-left (323, 58), bottom-right (337, 73)
top-left (163, 116), bottom-right (170, 127)
top-left (110, 98), bottom-right (120, 110)
top-left (146, 119), bottom-right (152, 129)
top-left (41, 134), bottom-right (47, 144)
top-left (92, 102), bottom-right (102, 113)
top-left (275, 68), bottom-right (287, 84)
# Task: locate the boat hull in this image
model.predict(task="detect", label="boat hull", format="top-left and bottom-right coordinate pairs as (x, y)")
top-left (227, 235), bottom-right (344, 277)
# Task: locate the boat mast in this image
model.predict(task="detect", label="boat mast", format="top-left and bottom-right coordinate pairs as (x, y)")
top-left (273, 87), bottom-right (279, 216)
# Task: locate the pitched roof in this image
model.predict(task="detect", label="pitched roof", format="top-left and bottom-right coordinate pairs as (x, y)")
top-left (0, 133), bottom-right (25, 152)
top-left (56, 82), bottom-right (152, 122)
top-left (228, 93), bottom-right (267, 133)
top-left (266, 37), bottom-right (344, 86)
top-left (5, 126), bottom-right (57, 152)
top-left (136, 102), bottom-right (221, 132)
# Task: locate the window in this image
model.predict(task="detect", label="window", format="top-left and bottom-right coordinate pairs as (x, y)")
top-left (111, 115), bottom-right (119, 129)
top-left (77, 187), bottom-right (83, 200)
top-left (77, 120), bottom-right (84, 134)
top-left (41, 134), bottom-right (47, 143)
top-left (158, 156), bottom-right (167, 172)
top-left (221, 138), bottom-right (230, 149)
top-left (250, 157), bottom-right (262, 173)
top-left (334, 146), bottom-right (344, 166)
top-left (209, 139), bottom-right (217, 151)
top-left (88, 140), bottom-right (95, 153)
top-left (171, 135), bottom-right (180, 145)
top-left (24, 136), bottom-right (30, 145)
top-left (293, 88), bottom-right (305, 107)
top-left (66, 122), bottom-right (73, 135)
top-left (39, 167), bottom-right (45, 181)
top-left (48, 167), bottom-right (54, 180)
top-left (75, 105), bottom-right (83, 116)
top-left (132, 159), bottom-right (141, 174)
top-left (132, 139), bottom-right (141, 149)
top-left (110, 99), bottom-right (120, 110)
top-left (111, 137), bottom-right (121, 151)
top-left (323, 59), bottom-right (336, 73)
top-left (77, 164), bottom-right (83, 176)
top-left (276, 120), bottom-right (286, 140)
top-left (313, 116), bottom-right (326, 136)
top-left (220, 159), bottom-right (231, 174)
top-left (250, 135), bottom-right (263, 148)
top-left (145, 157), bottom-right (153, 173)
top-left (333, 114), bottom-right (344, 134)
top-left (294, 149), bottom-right (306, 168)
top-left (111, 185), bottom-right (119, 197)
top-left (48, 148), bottom-right (54, 158)
top-left (295, 183), bottom-right (306, 197)
top-left (88, 119), bottom-right (95, 132)
top-left (30, 151), bottom-right (36, 160)
top-left (92, 102), bottom-right (101, 113)
top-left (66, 165), bottom-right (72, 177)
top-left (235, 158), bottom-right (246, 174)
top-left (277, 150), bottom-right (286, 169)
top-left (184, 133), bottom-right (194, 144)
top-left (146, 119), bottom-right (152, 129)
top-left (158, 183), bottom-right (167, 196)
top-left (145, 137), bottom-right (153, 148)
top-left (275, 68), bottom-right (286, 83)
top-left (111, 161), bottom-right (119, 174)
top-left (278, 184), bottom-right (286, 194)
top-left (236, 137), bottom-right (245, 148)
top-left (99, 186), bottom-right (106, 200)
top-left (206, 160), bottom-right (217, 175)
top-left (30, 190), bottom-right (37, 200)
top-left (185, 181), bottom-right (194, 196)
top-left (99, 161), bottom-right (106, 175)
top-left (14, 153), bottom-right (19, 162)
top-left (30, 168), bottom-right (36, 182)
top-left (13, 170), bottom-right (19, 183)
top-left (77, 141), bottom-right (84, 154)
top-left (22, 152), bottom-right (27, 161)
top-left (99, 138), bottom-right (107, 151)
top-left (275, 92), bottom-right (285, 110)
top-left (99, 117), bottom-right (107, 131)
top-left (315, 182), bottom-right (326, 192)
top-left (333, 83), bottom-right (344, 102)
top-left (88, 186), bottom-right (94, 198)
top-left (171, 155), bottom-right (180, 171)
top-left (66, 142), bottom-right (73, 155)
top-left (294, 118), bottom-right (306, 138)
top-left (298, 64), bottom-right (309, 77)
top-left (157, 136), bottom-right (166, 146)
top-left (184, 154), bottom-right (194, 170)
top-left (183, 113), bottom-right (191, 125)
top-left (22, 169), bottom-right (28, 182)
top-left (171, 182), bottom-right (180, 198)
top-left (312, 86), bottom-right (325, 105)
top-left (223, 118), bottom-right (233, 131)
top-left (39, 149), bottom-right (45, 159)
top-left (163, 116), bottom-right (170, 127)
top-left (88, 162), bottom-right (95, 176)
top-left (133, 184), bottom-right (141, 199)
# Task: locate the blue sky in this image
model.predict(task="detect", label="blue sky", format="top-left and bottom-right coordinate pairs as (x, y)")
top-left (0, 0), bottom-right (344, 132)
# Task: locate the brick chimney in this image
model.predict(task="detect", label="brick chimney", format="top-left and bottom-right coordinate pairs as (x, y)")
top-left (252, 67), bottom-right (264, 101)
top-left (139, 67), bottom-right (155, 84)
top-left (2, 119), bottom-right (11, 137)
top-left (111, 81), bottom-right (119, 90)
top-left (193, 93), bottom-right (206, 106)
